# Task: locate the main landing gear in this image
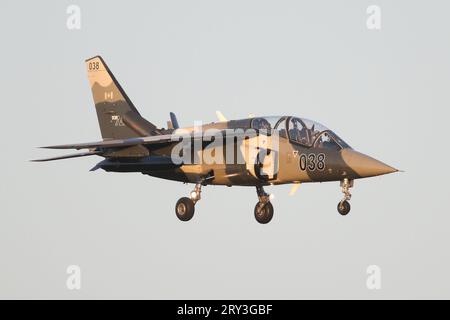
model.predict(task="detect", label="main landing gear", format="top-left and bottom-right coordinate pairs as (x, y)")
top-left (175, 183), bottom-right (202, 221)
top-left (254, 186), bottom-right (274, 224)
top-left (337, 178), bottom-right (353, 216)
top-left (175, 183), bottom-right (274, 224)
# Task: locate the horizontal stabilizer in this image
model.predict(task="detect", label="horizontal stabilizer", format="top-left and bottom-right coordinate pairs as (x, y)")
top-left (31, 151), bottom-right (101, 162)
top-left (40, 137), bottom-right (153, 150)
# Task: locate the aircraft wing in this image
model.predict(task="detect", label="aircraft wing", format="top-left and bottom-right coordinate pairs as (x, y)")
top-left (31, 151), bottom-right (102, 162)
top-left (41, 134), bottom-right (175, 150)
top-left (41, 130), bottom-right (260, 150)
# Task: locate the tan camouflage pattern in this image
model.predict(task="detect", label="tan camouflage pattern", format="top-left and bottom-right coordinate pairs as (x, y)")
top-left (145, 119), bottom-right (397, 186)
top-left (86, 56), bottom-right (156, 140)
top-left (36, 56), bottom-right (398, 188)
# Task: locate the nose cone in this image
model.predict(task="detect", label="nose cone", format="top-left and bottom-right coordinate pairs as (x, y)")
top-left (341, 149), bottom-right (398, 178)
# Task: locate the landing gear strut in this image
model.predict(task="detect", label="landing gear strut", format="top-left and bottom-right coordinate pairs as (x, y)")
top-left (254, 185), bottom-right (274, 224)
top-left (175, 182), bottom-right (202, 222)
top-left (337, 178), bottom-right (353, 216)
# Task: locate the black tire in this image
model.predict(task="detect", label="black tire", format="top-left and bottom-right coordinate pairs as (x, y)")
top-left (337, 200), bottom-right (351, 216)
top-left (254, 201), bottom-right (274, 224)
top-left (175, 197), bottom-right (195, 221)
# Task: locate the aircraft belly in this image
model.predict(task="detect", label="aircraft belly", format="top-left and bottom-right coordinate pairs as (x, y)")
top-left (144, 169), bottom-right (190, 183)
top-left (179, 163), bottom-right (260, 186)
top-left (210, 165), bottom-right (260, 186)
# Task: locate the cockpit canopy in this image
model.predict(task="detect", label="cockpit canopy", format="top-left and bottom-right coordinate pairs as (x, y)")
top-left (251, 116), bottom-right (350, 150)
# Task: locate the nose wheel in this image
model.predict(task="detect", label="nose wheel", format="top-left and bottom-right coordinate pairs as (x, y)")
top-left (175, 182), bottom-right (202, 222)
top-left (254, 201), bottom-right (274, 224)
top-left (337, 200), bottom-right (351, 215)
top-left (254, 186), bottom-right (274, 224)
top-left (337, 178), bottom-right (353, 216)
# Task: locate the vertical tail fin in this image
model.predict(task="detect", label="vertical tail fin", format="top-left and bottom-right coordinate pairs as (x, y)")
top-left (86, 56), bottom-right (159, 139)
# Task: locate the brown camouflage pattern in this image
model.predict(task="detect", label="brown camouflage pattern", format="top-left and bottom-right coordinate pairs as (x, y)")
top-left (35, 56), bottom-right (398, 188)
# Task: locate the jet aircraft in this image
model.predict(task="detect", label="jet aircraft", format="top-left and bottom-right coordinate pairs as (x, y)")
top-left (33, 56), bottom-right (398, 224)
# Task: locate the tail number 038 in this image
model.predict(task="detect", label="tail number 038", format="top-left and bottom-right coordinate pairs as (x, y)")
top-left (88, 61), bottom-right (100, 71)
top-left (299, 153), bottom-right (325, 171)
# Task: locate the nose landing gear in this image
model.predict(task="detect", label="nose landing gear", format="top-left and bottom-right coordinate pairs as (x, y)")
top-left (175, 183), bottom-right (202, 222)
top-left (337, 178), bottom-right (353, 216)
top-left (254, 185), bottom-right (274, 224)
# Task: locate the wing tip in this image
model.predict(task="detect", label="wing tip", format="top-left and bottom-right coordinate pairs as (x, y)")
top-left (30, 151), bottom-right (101, 162)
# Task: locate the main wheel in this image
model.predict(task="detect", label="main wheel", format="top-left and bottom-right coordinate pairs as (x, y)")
top-left (337, 200), bottom-right (351, 216)
top-left (175, 197), bottom-right (195, 221)
top-left (254, 201), bottom-right (274, 224)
